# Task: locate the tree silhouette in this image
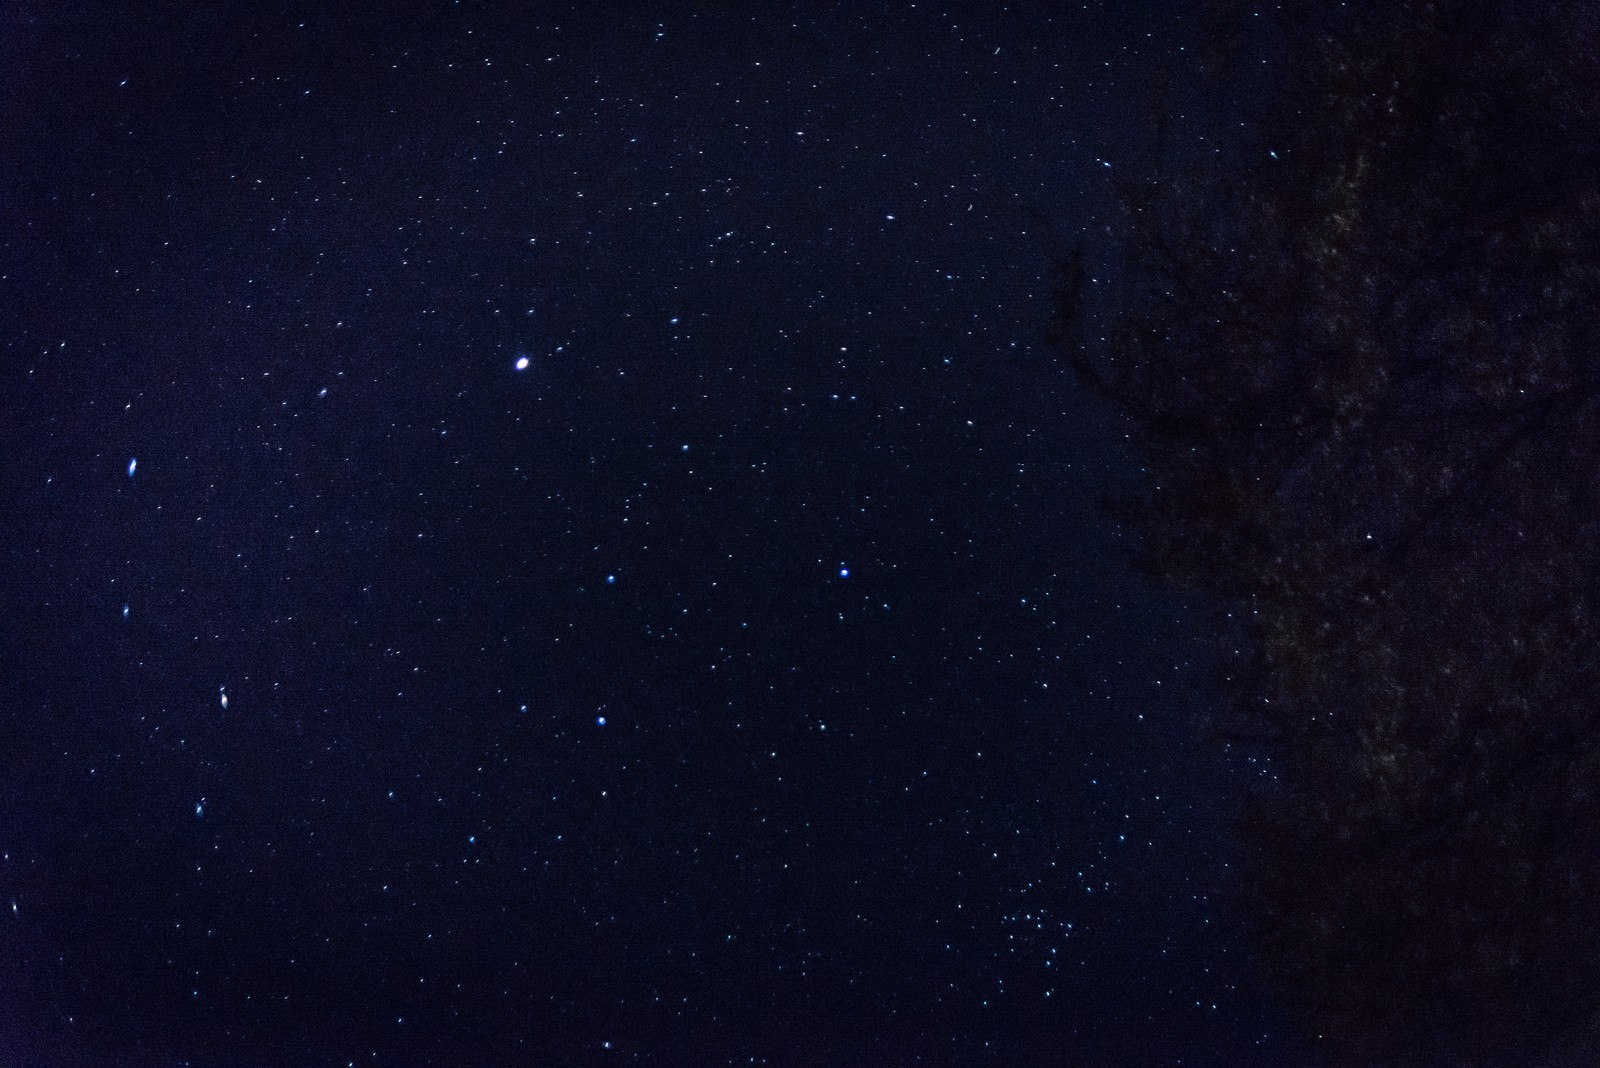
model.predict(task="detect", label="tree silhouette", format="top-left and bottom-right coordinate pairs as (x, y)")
top-left (1055, 3), bottom-right (1600, 1063)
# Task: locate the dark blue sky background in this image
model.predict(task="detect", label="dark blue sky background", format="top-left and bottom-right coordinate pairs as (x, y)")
top-left (1, 4), bottom-right (1316, 1064)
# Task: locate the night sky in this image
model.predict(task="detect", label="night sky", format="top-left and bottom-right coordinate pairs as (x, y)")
top-left (2, 5), bottom-right (1309, 1065)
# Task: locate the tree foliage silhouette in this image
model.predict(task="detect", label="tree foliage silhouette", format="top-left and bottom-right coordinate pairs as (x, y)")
top-left (1055, 3), bottom-right (1600, 1063)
